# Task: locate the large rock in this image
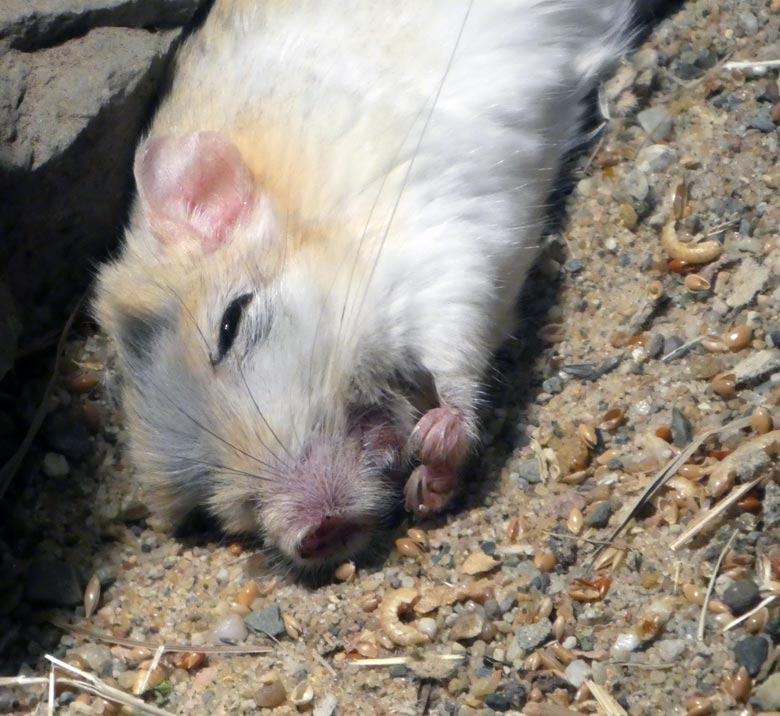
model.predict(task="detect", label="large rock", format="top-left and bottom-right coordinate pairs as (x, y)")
top-left (0, 0), bottom-right (208, 356)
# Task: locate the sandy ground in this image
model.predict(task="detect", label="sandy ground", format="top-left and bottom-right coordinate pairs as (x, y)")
top-left (2, 1), bottom-right (780, 714)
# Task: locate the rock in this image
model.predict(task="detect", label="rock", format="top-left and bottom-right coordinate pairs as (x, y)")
top-left (514, 621), bottom-right (552, 653)
top-left (755, 673), bottom-right (780, 710)
top-left (637, 106), bottom-right (673, 141)
top-left (585, 501), bottom-right (612, 528)
top-left (245, 605), bottom-right (286, 638)
top-left (726, 258), bottom-right (770, 308)
top-left (722, 579), bottom-right (760, 615)
top-left (670, 408), bottom-right (693, 447)
top-left (72, 644), bottom-right (112, 677)
top-left (635, 144), bottom-right (677, 173)
top-left (656, 638), bottom-right (687, 662)
top-left (449, 610), bottom-right (484, 641)
top-left (214, 613), bottom-right (248, 644)
top-left (0, 0), bottom-right (208, 356)
top-left (564, 659), bottom-right (591, 688)
top-left (42, 452), bottom-right (69, 478)
top-left (25, 558), bottom-right (82, 606)
top-left (733, 635), bottom-right (768, 677)
top-left (516, 458), bottom-right (542, 485)
top-left (747, 108), bottom-right (776, 134)
top-left (762, 480), bottom-right (780, 529)
top-left (733, 350), bottom-right (780, 386)
top-left (484, 694), bottom-right (511, 712)
top-left (42, 412), bottom-right (91, 461)
top-left (313, 695), bottom-right (338, 716)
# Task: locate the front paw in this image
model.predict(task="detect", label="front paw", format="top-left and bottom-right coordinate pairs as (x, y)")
top-left (404, 464), bottom-right (459, 516)
top-left (408, 406), bottom-right (472, 467)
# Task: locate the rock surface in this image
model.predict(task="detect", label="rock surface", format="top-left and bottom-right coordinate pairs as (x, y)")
top-left (0, 0), bottom-right (208, 356)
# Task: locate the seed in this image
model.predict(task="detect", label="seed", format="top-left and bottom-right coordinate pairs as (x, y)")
top-left (701, 335), bottom-right (728, 353)
top-left (750, 406), bottom-right (773, 435)
top-left (600, 408), bottom-right (625, 432)
top-left (730, 666), bottom-right (751, 703)
top-left (67, 372), bottom-right (100, 394)
top-left (655, 426), bottom-right (673, 442)
top-left (684, 274), bottom-right (710, 293)
top-left (395, 537), bottom-right (423, 558)
top-left (746, 607), bottom-right (769, 634)
top-left (406, 528), bottom-right (428, 548)
top-left (711, 373), bottom-right (737, 399)
top-left (132, 665), bottom-right (169, 695)
top-left (723, 324), bottom-right (752, 352)
top-left (673, 181), bottom-right (688, 220)
top-left (228, 543), bottom-right (243, 556)
top-left (289, 681), bottom-right (313, 707)
top-left (577, 424), bottom-right (598, 449)
top-left (738, 494), bottom-right (761, 513)
top-left (668, 258), bottom-right (693, 274)
top-left (360, 594), bottom-right (379, 612)
top-left (685, 696), bottom-right (713, 716)
top-left (255, 673), bottom-right (286, 708)
top-left (682, 584), bottom-right (705, 605)
top-left (534, 549), bottom-right (557, 573)
top-left (707, 468), bottom-right (734, 498)
top-left (524, 652), bottom-right (542, 671)
top-left (506, 516), bottom-right (526, 542)
top-left (619, 203), bottom-right (638, 230)
top-left (283, 614), bottom-right (301, 640)
top-left (707, 599), bottom-right (731, 615)
top-left (84, 574), bottom-right (101, 618)
top-left (677, 463), bottom-right (705, 481)
top-left (552, 615), bottom-right (566, 641)
top-left (355, 641), bottom-right (379, 658)
top-left (536, 596), bottom-right (553, 621)
top-left (334, 562), bottom-right (355, 582)
top-left (174, 652), bottom-right (206, 670)
top-left (647, 281), bottom-right (665, 301)
top-left (237, 580), bottom-right (258, 608)
top-left (566, 507), bottom-right (584, 535)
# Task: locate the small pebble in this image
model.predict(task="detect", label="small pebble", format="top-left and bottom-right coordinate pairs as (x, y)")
top-left (733, 635), bottom-right (769, 676)
top-left (585, 501), bottom-right (612, 528)
top-left (245, 605), bottom-right (286, 638)
top-left (255, 674), bottom-right (286, 708)
top-left (484, 694), bottom-right (511, 712)
top-left (215, 613), bottom-right (248, 644)
top-left (564, 659), bottom-right (591, 688)
top-left (514, 621), bottom-right (553, 653)
top-left (42, 452), bottom-right (69, 478)
top-left (637, 105), bottom-right (673, 141)
top-left (755, 673), bottom-right (780, 710)
top-left (722, 579), bottom-right (760, 615)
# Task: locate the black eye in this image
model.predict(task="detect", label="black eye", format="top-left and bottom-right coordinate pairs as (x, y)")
top-left (214, 293), bottom-right (253, 364)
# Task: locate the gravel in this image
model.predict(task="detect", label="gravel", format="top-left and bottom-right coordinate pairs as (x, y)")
top-left (3, 2), bottom-right (780, 715)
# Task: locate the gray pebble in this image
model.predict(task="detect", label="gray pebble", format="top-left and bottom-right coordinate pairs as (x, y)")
top-left (516, 458), bottom-right (542, 485)
top-left (647, 333), bottom-right (665, 359)
top-left (42, 452), bottom-right (69, 478)
top-left (585, 502), bottom-right (612, 528)
top-left (739, 11), bottom-right (759, 35)
top-left (762, 480), bottom-right (780, 529)
top-left (722, 579), bottom-right (760, 615)
top-left (733, 349), bottom-right (780, 386)
top-left (563, 258), bottom-right (585, 274)
top-left (245, 605), bottom-right (286, 638)
top-left (663, 335), bottom-right (685, 357)
top-left (564, 659), bottom-right (591, 688)
top-left (637, 106), bottom-right (673, 141)
top-left (542, 377), bottom-right (563, 394)
top-left (755, 673), bottom-right (780, 710)
top-left (43, 413), bottom-right (91, 462)
top-left (635, 144), bottom-right (676, 173)
top-left (389, 664), bottom-right (408, 678)
top-left (670, 407), bottom-right (692, 447)
top-left (514, 620), bottom-right (552, 652)
top-left (747, 107), bottom-right (776, 134)
top-left (25, 558), bottom-right (82, 606)
top-left (215, 613), bottom-right (248, 644)
top-left (734, 635), bottom-right (768, 677)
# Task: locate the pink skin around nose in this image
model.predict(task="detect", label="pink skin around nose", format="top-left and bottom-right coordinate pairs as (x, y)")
top-left (298, 515), bottom-right (366, 561)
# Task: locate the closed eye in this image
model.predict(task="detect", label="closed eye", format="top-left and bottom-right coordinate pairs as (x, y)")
top-left (211, 293), bottom-right (253, 365)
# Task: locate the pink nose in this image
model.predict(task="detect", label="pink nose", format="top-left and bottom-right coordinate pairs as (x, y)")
top-left (298, 515), bottom-right (361, 560)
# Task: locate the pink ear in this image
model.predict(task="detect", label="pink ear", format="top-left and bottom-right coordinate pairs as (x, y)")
top-left (134, 131), bottom-right (254, 252)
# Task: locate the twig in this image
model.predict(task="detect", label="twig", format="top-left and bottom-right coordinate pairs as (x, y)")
top-left (723, 595), bottom-right (778, 633)
top-left (661, 335), bottom-right (702, 363)
top-left (698, 529), bottom-right (739, 642)
top-left (348, 655), bottom-right (464, 668)
top-left (49, 617), bottom-right (272, 654)
top-left (0, 296), bottom-right (84, 499)
top-left (138, 644), bottom-right (166, 697)
top-left (586, 680), bottom-right (628, 716)
top-left (723, 59), bottom-right (780, 72)
top-left (670, 473), bottom-right (765, 550)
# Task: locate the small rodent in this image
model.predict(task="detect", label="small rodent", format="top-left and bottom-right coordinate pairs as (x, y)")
top-left (95, 0), bottom-right (648, 575)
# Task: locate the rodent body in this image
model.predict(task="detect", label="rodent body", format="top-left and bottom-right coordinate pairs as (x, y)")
top-left (96, 0), bottom-right (640, 573)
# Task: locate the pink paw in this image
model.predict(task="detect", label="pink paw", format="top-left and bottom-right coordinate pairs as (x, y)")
top-left (404, 464), bottom-right (459, 516)
top-left (408, 406), bottom-right (472, 467)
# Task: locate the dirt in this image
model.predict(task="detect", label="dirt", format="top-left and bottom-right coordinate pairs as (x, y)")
top-left (2, 1), bottom-right (780, 715)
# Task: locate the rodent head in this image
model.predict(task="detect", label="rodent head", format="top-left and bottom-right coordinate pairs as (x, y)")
top-left (95, 131), bottom-right (422, 574)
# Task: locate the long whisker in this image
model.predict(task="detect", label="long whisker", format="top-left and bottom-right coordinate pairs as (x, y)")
top-left (237, 361), bottom-right (294, 465)
top-left (153, 450), bottom-right (277, 483)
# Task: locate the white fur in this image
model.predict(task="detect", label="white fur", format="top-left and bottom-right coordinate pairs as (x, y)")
top-left (97, 0), bottom-right (641, 567)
